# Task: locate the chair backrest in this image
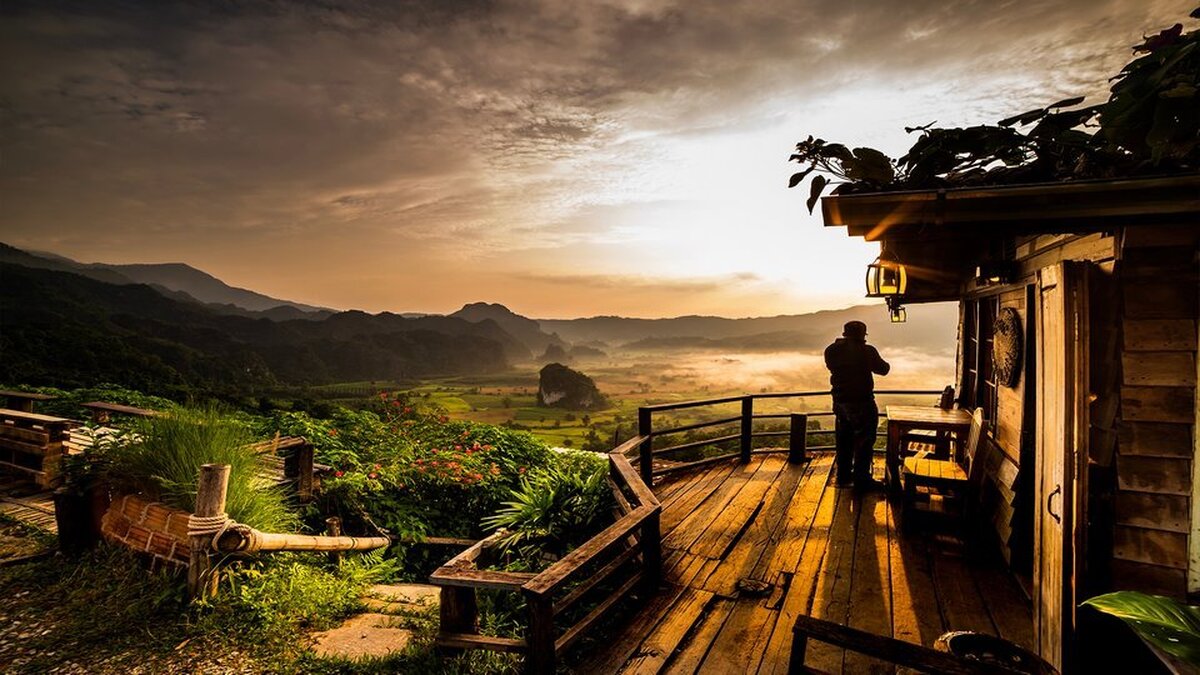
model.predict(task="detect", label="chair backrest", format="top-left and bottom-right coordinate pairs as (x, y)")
top-left (962, 407), bottom-right (985, 473)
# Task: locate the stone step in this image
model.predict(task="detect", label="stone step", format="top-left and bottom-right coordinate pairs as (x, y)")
top-left (362, 583), bottom-right (440, 615)
top-left (311, 613), bottom-right (414, 660)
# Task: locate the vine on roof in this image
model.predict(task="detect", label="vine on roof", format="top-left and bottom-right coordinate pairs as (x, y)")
top-left (789, 8), bottom-right (1200, 212)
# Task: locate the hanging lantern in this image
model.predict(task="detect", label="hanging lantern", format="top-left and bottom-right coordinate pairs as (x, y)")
top-left (865, 248), bottom-right (907, 298)
top-left (887, 296), bottom-right (907, 323)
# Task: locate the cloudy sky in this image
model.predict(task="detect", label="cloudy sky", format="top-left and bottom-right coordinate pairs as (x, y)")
top-left (0, 0), bottom-right (1187, 317)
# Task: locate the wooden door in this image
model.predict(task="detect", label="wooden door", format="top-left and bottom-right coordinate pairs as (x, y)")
top-left (1034, 262), bottom-right (1089, 672)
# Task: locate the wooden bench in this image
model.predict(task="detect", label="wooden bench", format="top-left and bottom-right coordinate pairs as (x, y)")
top-left (0, 390), bottom-right (56, 414)
top-left (901, 407), bottom-right (984, 527)
top-left (0, 409), bottom-right (78, 489)
top-left (80, 401), bottom-right (158, 424)
top-left (789, 614), bottom-right (1051, 674)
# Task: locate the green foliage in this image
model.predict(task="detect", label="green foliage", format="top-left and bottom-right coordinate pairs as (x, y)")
top-left (482, 450), bottom-right (612, 561)
top-left (104, 405), bottom-right (298, 531)
top-left (198, 550), bottom-right (399, 648)
top-left (789, 10), bottom-right (1200, 209)
top-left (1083, 591), bottom-right (1200, 666)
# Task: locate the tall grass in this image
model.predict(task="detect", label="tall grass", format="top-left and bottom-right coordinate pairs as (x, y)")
top-left (105, 406), bottom-right (298, 532)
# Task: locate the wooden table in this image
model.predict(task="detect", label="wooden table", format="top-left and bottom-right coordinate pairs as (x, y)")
top-left (884, 405), bottom-right (973, 491)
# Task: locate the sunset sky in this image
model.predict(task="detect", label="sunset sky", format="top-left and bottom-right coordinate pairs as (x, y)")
top-left (0, 1), bottom-right (1186, 318)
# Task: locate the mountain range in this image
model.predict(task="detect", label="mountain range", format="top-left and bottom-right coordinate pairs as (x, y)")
top-left (1, 243), bottom-right (956, 394)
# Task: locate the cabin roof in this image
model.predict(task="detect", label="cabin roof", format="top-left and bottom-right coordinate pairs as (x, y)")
top-left (820, 174), bottom-right (1200, 242)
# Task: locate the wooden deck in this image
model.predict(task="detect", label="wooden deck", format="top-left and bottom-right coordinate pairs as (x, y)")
top-left (0, 475), bottom-right (57, 533)
top-left (582, 453), bottom-right (1032, 674)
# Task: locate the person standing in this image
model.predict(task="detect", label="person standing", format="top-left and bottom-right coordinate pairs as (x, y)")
top-left (824, 320), bottom-right (890, 489)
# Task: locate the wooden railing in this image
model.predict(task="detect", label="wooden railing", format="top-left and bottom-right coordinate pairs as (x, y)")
top-left (630, 389), bottom-right (945, 483)
top-left (427, 388), bottom-right (941, 671)
top-left (430, 448), bottom-right (661, 673)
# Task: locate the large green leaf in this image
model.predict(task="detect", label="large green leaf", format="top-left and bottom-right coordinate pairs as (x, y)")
top-left (1082, 591), bottom-right (1200, 666)
top-left (806, 175), bottom-right (828, 214)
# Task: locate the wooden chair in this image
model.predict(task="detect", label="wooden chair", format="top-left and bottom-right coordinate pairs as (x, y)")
top-left (901, 407), bottom-right (984, 530)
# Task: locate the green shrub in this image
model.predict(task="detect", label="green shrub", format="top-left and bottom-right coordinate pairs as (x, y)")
top-left (104, 405), bottom-right (298, 531)
top-left (483, 450), bottom-right (612, 563)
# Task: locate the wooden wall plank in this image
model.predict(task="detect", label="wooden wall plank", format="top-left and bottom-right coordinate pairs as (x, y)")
top-left (1122, 225), bottom-right (1200, 248)
top-left (1119, 421), bottom-right (1194, 457)
top-left (1114, 491), bottom-right (1190, 533)
top-left (1113, 525), bottom-right (1189, 569)
top-left (1109, 559), bottom-right (1187, 598)
top-left (1123, 352), bottom-right (1197, 387)
top-left (1117, 456), bottom-right (1191, 496)
top-left (1121, 386), bottom-right (1196, 423)
top-left (1124, 319), bottom-right (1198, 352)
top-left (1123, 282), bottom-right (1198, 320)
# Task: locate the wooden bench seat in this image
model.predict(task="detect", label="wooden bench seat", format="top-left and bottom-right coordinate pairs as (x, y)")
top-left (0, 409), bottom-right (78, 488)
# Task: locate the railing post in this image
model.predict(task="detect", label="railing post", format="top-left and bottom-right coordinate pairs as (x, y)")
top-left (789, 413), bottom-right (808, 464)
top-left (325, 516), bottom-right (343, 566)
top-left (437, 586), bottom-right (478, 657)
top-left (188, 463), bottom-right (230, 601)
top-left (740, 396), bottom-right (753, 464)
top-left (296, 442), bottom-right (314, 502)
top-left (524, 591), bottom-right (556, 674)
top-left (637, 407), bottom-right (653, 483)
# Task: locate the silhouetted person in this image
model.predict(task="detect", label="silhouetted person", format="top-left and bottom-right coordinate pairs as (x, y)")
top-left (824, 320), bottom-right (890, 488)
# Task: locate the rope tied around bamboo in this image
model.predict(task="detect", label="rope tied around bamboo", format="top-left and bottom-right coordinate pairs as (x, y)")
top-left (187, 464), bottom-right (391, 557)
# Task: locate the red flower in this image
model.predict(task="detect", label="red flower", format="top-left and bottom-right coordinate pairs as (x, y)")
top-left (369, 472), bottom-right (377, 479)
top-left (334, 470), bottom-right (344, 477)
top-left (328, 429), bottom-right (338, 436)
top-left (518, 466), bottom-right (526, 474)
top-left (374, 463), bottom-right (382, 470)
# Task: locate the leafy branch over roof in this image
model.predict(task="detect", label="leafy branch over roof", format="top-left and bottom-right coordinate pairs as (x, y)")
top-left (790, 8), bottom-right (1200, 212)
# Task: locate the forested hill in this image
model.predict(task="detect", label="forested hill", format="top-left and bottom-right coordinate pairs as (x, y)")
top-left (0, 264), bottom-right (516, 394)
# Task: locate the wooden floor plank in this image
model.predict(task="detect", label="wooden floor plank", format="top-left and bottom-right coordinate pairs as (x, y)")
top-left (695, 597), bottom-right (778, 674)
top-left (661, 597), bottom-right (736, 675)
top-left (659, 460), bottom-right (742, 537)
top-left (584, 454), bottom-right (1033, 675)
top-left (844, 492), bottom-right (894, 674)
top-left (752, 455), bottom-right (832, 581)
top-left (701, 459), bottom-right (811, 597)
top-left (931, 547), bottom-right (997, 636)
top-left (688, 456), bottom-right (784, 560)
top-left (757, 474), bottom-right (843, 674)
top-left (975, 561), bottom-right (1036, 652)
top-left (803, 486), bottom-right (862, 672)
top-left (620, 589), bottom-right (715, 675)
top-left (886, 498), bottom-right (946, 653)
top-left (662, 457), bottom-right (766, 553)
top-left (577, 583), bottom-right (695, 675)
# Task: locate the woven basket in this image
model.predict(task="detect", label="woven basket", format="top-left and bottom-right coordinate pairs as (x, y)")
top-left (100, 494), bottom-right (191, 567)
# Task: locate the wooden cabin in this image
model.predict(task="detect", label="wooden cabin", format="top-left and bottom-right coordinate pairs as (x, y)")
top-left (821, 173), bottom-right (1200, 672)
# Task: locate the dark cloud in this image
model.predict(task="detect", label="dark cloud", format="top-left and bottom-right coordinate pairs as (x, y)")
top-left (0, 0), bottom-right (1189, 314)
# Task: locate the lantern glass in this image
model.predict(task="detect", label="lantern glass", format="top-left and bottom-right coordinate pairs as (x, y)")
top-left (889, 305), bottom-right (907, 323)
top-left (865, 259), bottom-right (907, 297)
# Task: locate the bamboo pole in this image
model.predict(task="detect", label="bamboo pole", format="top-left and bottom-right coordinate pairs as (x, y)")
top-left (188, 463), bottom-right (230, 601)
top-left (212, 528), bottom-right (390, 554)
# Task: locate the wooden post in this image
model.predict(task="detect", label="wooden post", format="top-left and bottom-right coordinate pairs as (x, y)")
top-left (325, 517), bottom-right (343, 565)
top-left (296, 442), bottom-right (314, 502)
top-left (438, 586), bottom-right (479, 657)
top-left (740, 396), bottom-right (754, 464)
top-left (789, 413), bottom-right (808, 464)
top-left (524, 591), bottom-right (556, 674)
top-left (640, 508), bottom-right (661, 593)
top-left (188, 463), bottom-right (230, 601)
top-left (637, 407), bottom-right (653, 484)
top-left (788, 630), bottom-right (809, 675)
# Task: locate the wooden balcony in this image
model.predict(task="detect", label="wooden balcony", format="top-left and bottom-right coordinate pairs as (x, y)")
top-left (580, 452), bottom-right (1033, 674)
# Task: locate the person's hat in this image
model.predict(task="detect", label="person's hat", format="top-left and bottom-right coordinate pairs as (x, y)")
top-left (843, 321), bottom-right (867, 337)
